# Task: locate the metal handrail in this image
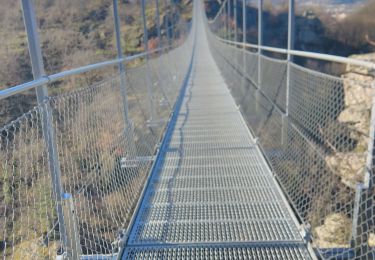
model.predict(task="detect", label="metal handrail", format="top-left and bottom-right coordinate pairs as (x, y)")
top-left (219, 38), bottom-right (375, 69)
top-left (0, 46), bottom-right (168, 100)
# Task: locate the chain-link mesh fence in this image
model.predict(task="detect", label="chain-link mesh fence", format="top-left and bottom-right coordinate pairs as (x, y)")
top-left (0, 6), bottom-right (193, 260)
top-left (207, 2), bottom-right (375, 259)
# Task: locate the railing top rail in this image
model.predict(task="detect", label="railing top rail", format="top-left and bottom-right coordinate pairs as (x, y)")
top-left (219, 36), bottom-right (375, 70)
top-left (0, 46), bottom-right (165, 100)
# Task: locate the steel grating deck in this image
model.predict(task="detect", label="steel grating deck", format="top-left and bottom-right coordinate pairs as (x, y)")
top-left (123, 11), bottom-right (314, 260)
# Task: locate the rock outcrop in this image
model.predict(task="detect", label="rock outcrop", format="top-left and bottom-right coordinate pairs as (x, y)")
top-left (369, 233), bottom-right (375, 247)
top-left (325, 53), bottom-right (375, 188)
top-left (315, 213), bottom-right (352, 248)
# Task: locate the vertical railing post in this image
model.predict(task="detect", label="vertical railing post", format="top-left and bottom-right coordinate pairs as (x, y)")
top-left (156, 0), bottom-right (162, 46)
top-left (225, 0), bottom-right (229, 39)
top-left (241, 0), bottom-right (247, 84)
top-left (287, 0), bottom-right (295, 65)
top-left (164, 1), bottom-right (174, 68)
top-left (228, 0), bottom-right (232, 40)
top-left (21, 0), bottom-right (81, 258)
top-left (256, 0), bottom-right (263, 113)
top-left (141, 0), bottom-right (157, 123)
top-left (351, 99), bottom-right (375, 258)
top-left (228, 0), bottom-right (236, 79)
top-left (168, 0), bottom-right (179, 89)
top-left (234, 0), bottom-right (238, 42)
top-left (232, 0), bottom-right (238, 71)
top-left (113, 0), bottom-right (130, 125)
top-left (112, 0), bottom-right (137, 161)
top-left (169, 0), bottom-right (176, 46)
top-left (155, 0), bottom-right (172, 107)
top-left (282, 0), bottom-right (294, 145)
top-left (165, 0), bottom-right (172, 47)
top-left (242, 0), bottom-right (246, 47)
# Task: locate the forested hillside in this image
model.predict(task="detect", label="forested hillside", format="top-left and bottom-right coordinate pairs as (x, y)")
top-left (0, 0), bottom-right (192, 126)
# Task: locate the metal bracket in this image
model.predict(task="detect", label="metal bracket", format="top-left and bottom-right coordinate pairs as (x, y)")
top-left (350, 182), bottom-right (367, 248)
top-left (114, 229), bottom-right (126, 260)
top-left (61, 193), bottom-right (82, 259)
top-left (121, 156), bottom-right (156, 168)
top-left (147, 118), bottom-right (167, 127)
top-left (159, 98), bottom-right (169, 107)
top-left (301, 223), bottom-right (312, 243)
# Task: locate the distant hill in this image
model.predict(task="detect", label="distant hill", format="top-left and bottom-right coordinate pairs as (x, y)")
top-left (205, 0), bottom-right (375, 74)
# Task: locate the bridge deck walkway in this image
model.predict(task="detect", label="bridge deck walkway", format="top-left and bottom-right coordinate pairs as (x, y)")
top-left (122, 11), bottom-right (314, 259)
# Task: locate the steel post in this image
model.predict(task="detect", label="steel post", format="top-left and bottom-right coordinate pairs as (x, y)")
top-left (351, 98), bottom-right (375, 258)
top-left (155, 0), bottom-right (172, 108)
top-left (21, 0), bottom-right (81, 258)
top-left (156, 0), bottom-right (162, 45)
top-left (166, 0), bottom-right (172, 46)
top-left (225, 0), bottom-right (229, 39)
top-left (241, 0), bottom-right (247, 95)
top-left (113, 0), bottom-right (130, 125)
top-left (234, 0), bottom-right (238, 42)
top-left (169, 0), bottom-right (176, 45)
top-left (112, 0), bottom-right (137, 160)
top-left (256, 0), bottom-right (263, 114)
top-left (282, 0), bottom-right (294, 145)
top-left (164, 0), bottom-right (174, 70)
top-left (62, 194), bottom-right (82, 258)
top-left (228, 0), bottom-right (232, 41)
top-left (242, 0), bottom-right (246, 46)
top-left (234, 0), bottom-right (239, 71)
top-left (287, 0), bottom-right (295, 64)
top-left (167, 0), bottom-right (179, 90)
top-left (141, 0), bottom-right (157, 122)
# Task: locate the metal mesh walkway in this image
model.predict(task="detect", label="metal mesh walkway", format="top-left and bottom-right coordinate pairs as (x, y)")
top-left (122, 8), bottom-right (313, 259)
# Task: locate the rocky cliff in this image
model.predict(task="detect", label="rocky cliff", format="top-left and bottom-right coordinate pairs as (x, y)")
top-left (316, 52), bottom-right (375, 248)
top-left (325, 53), bottom-right (375, 188)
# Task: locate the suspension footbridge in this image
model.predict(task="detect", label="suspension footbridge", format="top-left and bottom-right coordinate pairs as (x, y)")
top-left (123, 6), bottom-right (313, 258)
top-left (1, 0), bottom-right (375, 259)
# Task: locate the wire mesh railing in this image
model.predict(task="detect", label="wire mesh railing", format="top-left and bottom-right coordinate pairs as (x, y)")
top-left (0, 0), bottom-right (193, 259)
top-left (206, 1), bottom-right (375, 259)
top-left (2, 0), bottom-right (375, 259)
